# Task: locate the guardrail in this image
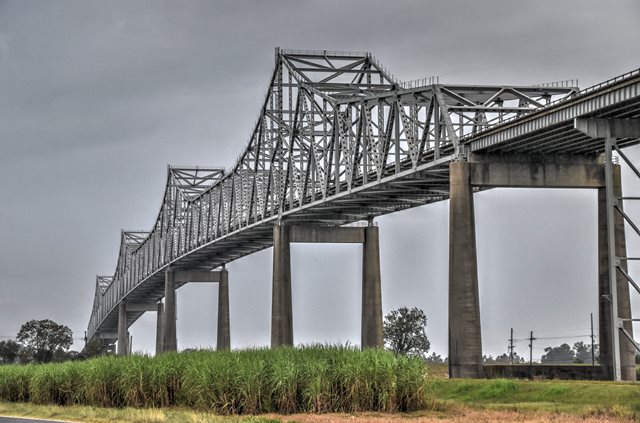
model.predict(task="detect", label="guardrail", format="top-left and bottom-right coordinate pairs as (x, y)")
top-left (462, 67), bottom-right (640, 141)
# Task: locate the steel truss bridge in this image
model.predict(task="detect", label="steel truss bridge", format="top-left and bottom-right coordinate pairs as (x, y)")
top-left (87, 48), bottom-right (640, 380)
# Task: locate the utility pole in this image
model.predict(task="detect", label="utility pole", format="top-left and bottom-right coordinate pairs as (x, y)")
top-left (509, 328), bottom-right (514, 365)
top-left (590, 313), bottom-right (595, 366)
top-left (528, 331), bottom-right (535, 366)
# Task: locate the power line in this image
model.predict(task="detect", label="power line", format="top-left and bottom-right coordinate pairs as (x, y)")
top-left (511, 334), bottom-right (593, 342)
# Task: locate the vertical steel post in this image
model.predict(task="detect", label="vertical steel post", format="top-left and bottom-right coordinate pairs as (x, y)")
top-left (528, 331), bottom-right (534, 366)
top-left (604, 133), bottom-right (622, 381)
top-left (590, 313), bottom-right (595, 366)
top-left (509, 328), bottom-right (514, 365)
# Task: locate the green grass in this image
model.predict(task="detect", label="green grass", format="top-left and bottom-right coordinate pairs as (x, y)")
top-left (0, 346), bottom-right (429, 414)
top-left (427, 377), bottom-right (640, 419)
top-left (0, 401), bottom-right (280, 422)
top-left (2, 351), bottom-right (639, 420)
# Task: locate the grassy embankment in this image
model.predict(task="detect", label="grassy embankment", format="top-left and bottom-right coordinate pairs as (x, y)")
top-left (429, 378), bottom-right (640, 418)
top-left (426, 363), bottom-right (640, 417)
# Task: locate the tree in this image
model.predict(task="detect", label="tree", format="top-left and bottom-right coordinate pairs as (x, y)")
top-left (482, 355), bottom-right (496, 364)
top-left (0, 340), bottom-right (20, 364)
top-left (540, 343), bottom-right (575, 364)
top-left (83, 338), bottom-right (111, 358)
top-left (383, 307), bottom-right (430, 357)
top-left (495, 352), bottom-right (525, 364)
top-left (425, 352), bottom-right (444, 364)
top-left (572, 341), bottom-right (597, 364)
top-left (16, 319), bottom-right (73, 363)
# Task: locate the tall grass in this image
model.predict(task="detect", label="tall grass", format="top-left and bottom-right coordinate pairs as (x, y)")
top-left (0, 346), bottom-right (429, 414)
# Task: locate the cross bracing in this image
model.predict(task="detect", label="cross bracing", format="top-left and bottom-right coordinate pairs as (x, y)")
top-left (87, 49), bottom-right (640, 344)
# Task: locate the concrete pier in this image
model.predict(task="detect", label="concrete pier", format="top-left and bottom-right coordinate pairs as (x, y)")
top-left (162, 269), bottom-right (177, 352)
top-left (448, 161), bottom-right (482, 378)
top-left (217, 268), bottom-right (231, 351)
top-left (270, 222), bottom-right (383, 349)
top-left (598, 165), bottom-right (636, 381)
top-left (271, 224), bottom-right (293, 347)
top-left (117, 302), bottom-right (128, 356)
top-left (155, 302), bottom-right (164, 355)
top-left (362, 224), bottom-right (383, 349)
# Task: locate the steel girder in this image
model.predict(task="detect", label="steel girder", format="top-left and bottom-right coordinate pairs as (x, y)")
top-left (87, 49), bottom-right (640, 343)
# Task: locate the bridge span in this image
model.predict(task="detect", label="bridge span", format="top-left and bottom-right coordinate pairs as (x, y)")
top-left (87, 49), bottom-right (640, 380)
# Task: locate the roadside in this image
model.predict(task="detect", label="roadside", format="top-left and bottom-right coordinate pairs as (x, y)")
top-left (0, 401), bottom-right (636, 423)
top-left (0, 417), bottom-right (80, 423)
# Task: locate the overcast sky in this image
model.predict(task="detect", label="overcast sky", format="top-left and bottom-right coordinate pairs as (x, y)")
top-left (1, 1), bottom-right (640, 360)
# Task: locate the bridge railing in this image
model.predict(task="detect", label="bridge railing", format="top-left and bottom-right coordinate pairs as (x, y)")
top-left (578, 68), bottom-right (640, 97)
top-left (465, 67), bottom-right (640, 141)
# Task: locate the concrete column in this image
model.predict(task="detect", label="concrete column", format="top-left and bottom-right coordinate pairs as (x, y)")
top-left (162, 270), bottom-right (177, 352)
top-left (155, 302), bottom-right (164, 355)
top-left (362, 224), bottom-right (383, 349)
top-left (117, 302), bottom-right (128, 356)
top-left (598, 165), bottom-right (636, 381)
top-left (271, 224), bottom-right (293, 347)
top-left (448, 161), bottom-right (483, 378)
top-left (217, 268), bottom-right (231, 351)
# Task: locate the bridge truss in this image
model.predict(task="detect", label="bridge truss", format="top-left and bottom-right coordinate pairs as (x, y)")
top-left (87, 50), bottom-right (640, 380)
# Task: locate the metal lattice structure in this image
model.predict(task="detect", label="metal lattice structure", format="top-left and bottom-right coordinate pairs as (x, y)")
top-left (87, 49), bottom-right (640, 348)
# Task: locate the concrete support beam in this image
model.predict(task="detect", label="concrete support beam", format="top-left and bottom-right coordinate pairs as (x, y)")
top-left (127, 303), bottom-right (159, 312)
top-left (598, 165), bottom-right (636, 381)
top-left (469, 153), bottom-right (604, 188)
top-left (271, 224), bottom-right (293, 347)
top-left (362, 224), bottom-right (383, 349)
top-left (289, 225), bottom-right (365, 243)
top-left (217, 268), bottom-right (231, 351)
top-left (97, 332), bottom-right (118, 339)
top-left (162, 270), bottom-right (177, 352)
top-left (155, 302), bottom-right (164, 355)
top-left (117, 302), bottom-right (128, 356)
top-left (173, 270), bottom-right (222, 283)
top-left (575, 118), bottom-right (640, 139)
top-left (448, 161), bottom-right (482, 378)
